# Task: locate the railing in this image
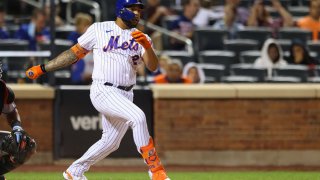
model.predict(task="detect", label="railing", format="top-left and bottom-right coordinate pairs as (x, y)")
top-left (139, 20), bottom-right (194, 55)
top-left (66, 0), bottom-right (101, 23)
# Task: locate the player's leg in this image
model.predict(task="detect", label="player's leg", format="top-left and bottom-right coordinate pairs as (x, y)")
top-left (64, 115), bottom-right (129, 178)
top-left (93, 85), bottom-right (169, 180)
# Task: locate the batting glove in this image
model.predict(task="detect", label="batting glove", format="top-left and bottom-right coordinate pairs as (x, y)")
top-left (12, 126), bottom-right (26, 151)
top-left (25, 64), bottom-right (46, 80)
top-left (131, 30), bottom-right (152, 50)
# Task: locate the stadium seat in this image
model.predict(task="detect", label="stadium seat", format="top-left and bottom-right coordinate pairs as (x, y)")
top-left (161, 51), bottom-right (195, 66)
top-left (263, 0), bottom-right (290, 7)
top-left (275, 39), bottom-right (291, 52)
top-left (0, 39), bottom-right (29, 50)
top-left (39, 39), bottom-right (73, 56)
top-left (273, 64), bottom-right (309, 82)
top-left (288, 6), bottom-right (309, 17)
top-left (308, 77), bottom-right (320, 83)
top-left (221, 75), bottom-right (259, 83)
top-left (224, 39), bottom-right (259, 57)
top-left (198, 63), bottom-right (225, 82)
top-left (238, 27), bottom-right (273, 48)
top-left (307, 40), bottom-right (320, 60)
top-left (56, 25), bottom-right (76, 39)
top-left (193, 28), bottom-right (228, 55)
top-left (240, 50), bottom-right (261, 64)
top-left (267, 76), bottom-right (302, 83)
top-left (289, 0), bottom-right (302, 6)
top-left (278, 28), bottom-right (313, 42)
top-left (238, 0), bottom-right (252, 7)
top-left (302, 0), bottom-right (310, 6)
top-left (230, 63), bottom-right (268, 82)
top-left (199, 50), bottom-right (236, 75)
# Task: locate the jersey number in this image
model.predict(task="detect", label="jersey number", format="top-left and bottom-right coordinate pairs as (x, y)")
top-left (131, 55), bottom-right (140, 65)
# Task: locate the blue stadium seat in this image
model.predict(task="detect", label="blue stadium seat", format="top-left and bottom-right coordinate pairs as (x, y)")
top-left (161, 51), bottom-right (195, 66)
top-left (193, 28), bottom-right (228, 54)
top-left (238, 27), bottom-right (273, 48)
top-left (199, 50), bottom-right (236, 75)
top-left (198, 63), bottom-right (225, 82)
top-left (240, 50), bottom-right (261, 64)
top-left (231, 63), bottom-right (268, 82)
top-left (273, 64), bottom-right (309, 82)
top-left (278, 28), bottom-right (313, 42)
top-left (224, 39), bottom-right (259, 57)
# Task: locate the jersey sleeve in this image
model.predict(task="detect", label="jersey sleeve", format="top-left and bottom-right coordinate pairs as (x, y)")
top-left (77, 23), bottom-right (96, 51)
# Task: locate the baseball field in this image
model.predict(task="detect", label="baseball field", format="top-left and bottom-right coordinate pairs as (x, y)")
top-left (5, 171), bottom-right (320, 180)
top-left (6, 165), bottom-right (320, 180)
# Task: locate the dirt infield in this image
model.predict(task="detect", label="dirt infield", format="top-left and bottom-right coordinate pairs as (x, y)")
top-left (14, 165), bottom-right (320, 172)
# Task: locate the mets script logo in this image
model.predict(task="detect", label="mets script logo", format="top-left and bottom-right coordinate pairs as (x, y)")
top-left (103, 36), bottom-right (139, 52)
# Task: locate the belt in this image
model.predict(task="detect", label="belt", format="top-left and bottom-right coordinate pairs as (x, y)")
top-left (104, 82), bottom-right (134, 91)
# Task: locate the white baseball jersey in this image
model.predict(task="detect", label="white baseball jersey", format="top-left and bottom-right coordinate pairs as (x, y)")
top-left (78, 21), bottom-right (150, 86)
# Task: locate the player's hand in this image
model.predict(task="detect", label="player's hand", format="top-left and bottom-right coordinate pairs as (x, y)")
top-left (131, 30), bottom-right (151, 49)
top-left (25, 65), bottom-right (45, 80)
top-left (12, 126), bottom-right (25, 145)
top-left (12, 126), bottom-right (26, 151)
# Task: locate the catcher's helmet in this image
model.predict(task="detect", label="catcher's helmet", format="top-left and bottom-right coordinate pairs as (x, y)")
top-left (116, 0), bottom-right (144, 21)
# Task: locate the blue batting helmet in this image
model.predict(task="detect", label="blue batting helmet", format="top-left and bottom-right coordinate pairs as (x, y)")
top-left (116, 0), bottom-right (144, 21)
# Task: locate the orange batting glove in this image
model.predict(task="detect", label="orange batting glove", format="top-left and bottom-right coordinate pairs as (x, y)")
top-left (25, 64), bottom-right (46, 80)
top-left (131, 30), bottom-right (152, 49)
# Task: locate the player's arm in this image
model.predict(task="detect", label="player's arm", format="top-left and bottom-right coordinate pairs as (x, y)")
top-left (2, 86), bottom-right (26, 147)
top-left (25, 43), bottom-right (89, 79)
top-left (131, 31), bottom-right (158, 71)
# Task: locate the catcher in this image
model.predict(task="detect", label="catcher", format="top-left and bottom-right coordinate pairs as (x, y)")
top-left (0, 63), bottom-right (36, 180)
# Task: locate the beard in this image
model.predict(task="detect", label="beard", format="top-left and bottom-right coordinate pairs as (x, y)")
top-left (123, 17), bottom-right (139, 28)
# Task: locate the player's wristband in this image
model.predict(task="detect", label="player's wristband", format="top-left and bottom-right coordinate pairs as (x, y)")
top-left (11, 121), bottom-right (22, 129)
top-left (40, 64), bottom-right (46, 73)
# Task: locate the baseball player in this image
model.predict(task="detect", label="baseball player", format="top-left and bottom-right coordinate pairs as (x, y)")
top-left (25, 0), bottom-right (170, 179)
top-left (0, 63), bottom-right (37, 180)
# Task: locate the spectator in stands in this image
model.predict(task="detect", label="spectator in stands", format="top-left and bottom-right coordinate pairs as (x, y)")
top-left (182, 62), bottom-right (205, 83)
top-left (296, 0), bottom-right (320, 41)
top-left (254, 38), bottom-right (287, 78)
top-left (154, 59), bottom-right (192, 83)
top-left (68, 13), bottom-right (93, 44)
top-left (285, 39), bottom-right (318, 65)
top-left (44, 0), bottom-right (65, 27)
top-left (143, 0), bottom-right (172, 50)
top-left (192, 0), bottom-right (223, 27)
top-left (213, 4), bottom-right (244, 39)
top-left (67, 13), bottom-right (93, 85)
top-left (285, 39), bottom-right (318, 76)
top-left (247, 0), bottom-right (293, 35)
top-left (0, 6), bottom-right (9, 39)
top-left (14, 9), bottom-right (50, 50)
top-left (149, 55), bottom-right (172, 76)
top-left (144, 0), bottom-right (171, 30)
top-left (213, 0), bottom-right (249, 25)
top-left (170, 0), bottom-right (200, 50)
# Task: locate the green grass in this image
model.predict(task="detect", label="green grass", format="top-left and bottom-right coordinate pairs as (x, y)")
top-left (5, 172), bottom-right (320, 180)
